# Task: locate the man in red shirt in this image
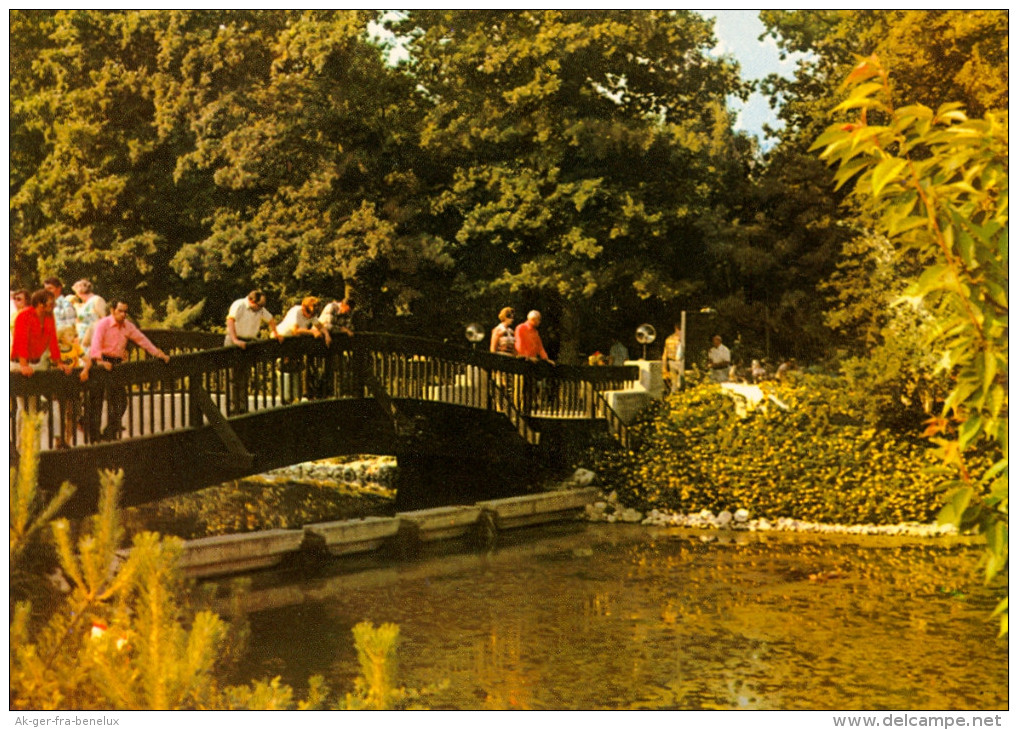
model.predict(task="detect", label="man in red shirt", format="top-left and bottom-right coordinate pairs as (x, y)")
top-left (10, 289), bottom-right (73, 447)
top-left (10, 289), bottom-right (72, 377)
top-left (87, 299), bottom-right (170, 441)
top-left (514, 310), bottom-right (555, 364)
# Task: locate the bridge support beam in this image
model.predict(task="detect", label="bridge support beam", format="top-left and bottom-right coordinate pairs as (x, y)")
top-left (189, 380), bottom-right (255, 469)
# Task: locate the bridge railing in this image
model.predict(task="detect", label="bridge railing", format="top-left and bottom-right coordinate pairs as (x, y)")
top-left (10, 331), bottom-right (639, 451)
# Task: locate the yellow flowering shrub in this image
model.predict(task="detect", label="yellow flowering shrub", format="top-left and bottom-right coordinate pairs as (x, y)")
top-left (594, 374), bottom-right (980, 524)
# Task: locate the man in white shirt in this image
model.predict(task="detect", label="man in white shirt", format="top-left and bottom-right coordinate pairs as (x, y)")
top-left (279, 296), bottom-right (331, 346)
top-left (708, 334), bottom-right (731, 384)
top-left (224, 290), bottom-right (282, 414)
top-left (225, 290), bottom-right (284, 347)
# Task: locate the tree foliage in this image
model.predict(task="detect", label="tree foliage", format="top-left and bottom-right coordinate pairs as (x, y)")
top-left (10, 10), bottom-right (443, 325)
top-left (387, 10), bottom-right (752, 357)
top-left (812, 56), bottom-right (1008, 634)
top-left (9, 10), bottom-right (1008, 365)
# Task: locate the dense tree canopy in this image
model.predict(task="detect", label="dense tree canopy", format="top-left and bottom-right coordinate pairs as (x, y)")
top-left (749, 9), bottom-right (1008, 362)
top-left (11, 10), bottom-right (441, 325)
top-left (390, 10), bottom-right (750, 357)
top-left (9, 9), bottom-right (1009, 364)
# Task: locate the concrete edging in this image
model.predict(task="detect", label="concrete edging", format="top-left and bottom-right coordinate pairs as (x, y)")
top-left (180, 487), bottom-right (599, 578)
top-left (178, 529), bottom-right (306, 579)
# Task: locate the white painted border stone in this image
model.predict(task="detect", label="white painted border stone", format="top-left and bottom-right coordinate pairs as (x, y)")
top-left (477, 487), bottom-right (599, 528)
top-left (397, 505), bottom-right (483, 542)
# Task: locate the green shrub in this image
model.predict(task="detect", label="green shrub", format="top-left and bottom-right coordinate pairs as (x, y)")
top-left (9, 424), bottom-right (436, 710)
top-left (595, 374), bottom-right (974, 525)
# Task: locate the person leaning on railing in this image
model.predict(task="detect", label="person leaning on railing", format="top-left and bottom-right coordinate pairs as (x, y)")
top-left (514, 310), bottom-right (554, 364)
top-left (319, 296), bottom-right (355, 337)
top-left (10, 289), bottom-right (72, 378)
top-left (10, 289), bottom-right (75, 448)
top-left (224, 290), bottom-right (284, 414)
top-left (87, 300), bottom-right (170, 442)
top-left (225, 290), bottom-right (284, 348)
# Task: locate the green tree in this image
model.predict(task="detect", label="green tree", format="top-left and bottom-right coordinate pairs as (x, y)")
top-left (821, 233), bottom-right (947, 431)
top-left (391, 10), bottom-right (750, 359)
top-left (10, 10), bottom-right (444, 328)
top-left (761, 10), bottom-right (1007, 147)
top-left (11, 10), bottom-right (215, 302)
top-left (169, 10), bottom-right (450, 319)
top-left (813, 56), bottom-right (1008, 634)
top-left (745, 11), bottom-right (1008, 364)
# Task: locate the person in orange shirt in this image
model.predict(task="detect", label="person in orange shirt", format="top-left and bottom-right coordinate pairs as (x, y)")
top-left (513, 310), bottom-right (554, 364)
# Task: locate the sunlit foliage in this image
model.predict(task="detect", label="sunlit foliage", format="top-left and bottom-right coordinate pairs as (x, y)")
top-left (594, 377), bottom-right (958, 525)
top-left (812, 56), bottom-right (1007, 633)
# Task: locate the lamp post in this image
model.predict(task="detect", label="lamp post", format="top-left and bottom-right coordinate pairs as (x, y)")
top-left (678, 307), bottom-right (716, 388)
top-left (635, 323), bottom-right (656, 361)
top-left (465, 323), bottom-right (484, 350)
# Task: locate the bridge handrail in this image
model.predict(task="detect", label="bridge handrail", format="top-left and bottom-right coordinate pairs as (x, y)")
top-left (10, 330), bottom-right (641, 449)
top-left (142, 329), bottom-right (226, 354)
top-left (11, 331), bottom-right (639, 396)
top-left (595, 391), bottom-right (631, 450)
top-left (347, 332), bottom-right (639, 383)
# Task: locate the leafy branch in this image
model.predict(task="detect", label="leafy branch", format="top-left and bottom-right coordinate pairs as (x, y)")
top-left (812, 54), bottom-right (1008, 635)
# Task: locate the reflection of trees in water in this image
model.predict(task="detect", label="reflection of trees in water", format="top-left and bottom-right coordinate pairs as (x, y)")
top-left (239, 529), bottom-right (1004, 709)
top-left (472, 620), bottom-right (534, 710)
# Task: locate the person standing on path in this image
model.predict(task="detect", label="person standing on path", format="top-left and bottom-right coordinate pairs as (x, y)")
top-left (662, 323), bottom-right (684, 394)
top-left (708, 334), bottom-right (731, 384)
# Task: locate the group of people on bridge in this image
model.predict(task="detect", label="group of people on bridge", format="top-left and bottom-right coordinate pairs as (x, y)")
top-left (223, 290), bottom-right (355, 351)
top-left (9, 281), bottom-right (357, 444)
top-left (10, 277), bottom-right (170, 445)
top-left (489, 307), bottom-right (555, 365)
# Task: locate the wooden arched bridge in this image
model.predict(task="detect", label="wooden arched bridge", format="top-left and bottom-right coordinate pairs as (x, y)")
top-left (11, 332), bottom-right (639, 516)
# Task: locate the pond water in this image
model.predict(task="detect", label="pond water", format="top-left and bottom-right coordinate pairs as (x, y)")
top-left (231, 523), bottom-right (1008, 710)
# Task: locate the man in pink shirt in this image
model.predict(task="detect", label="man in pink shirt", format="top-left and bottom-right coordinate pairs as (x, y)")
top-left (514, 310), bottom-right (554, 364)
top-left (87, 300), bottom-right (170, 441)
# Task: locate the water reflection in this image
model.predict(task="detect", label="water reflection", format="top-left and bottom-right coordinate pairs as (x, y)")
top-left (233, 524), bottom-right (1007, 710)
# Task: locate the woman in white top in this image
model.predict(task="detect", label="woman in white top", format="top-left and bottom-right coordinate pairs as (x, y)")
top-left (490, 306), bottom-right (516, 355)
top-left (71, 279), bottom-right (107, 347)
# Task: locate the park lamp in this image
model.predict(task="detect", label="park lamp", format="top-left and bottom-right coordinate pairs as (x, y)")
top-left (635, 323), bottom-right (656, 360)
top-left (465, 323), bottom-right (485, 349)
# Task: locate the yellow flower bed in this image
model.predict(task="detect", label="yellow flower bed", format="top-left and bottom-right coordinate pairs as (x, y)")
top-left (594, 375), bottom-right (958, 525)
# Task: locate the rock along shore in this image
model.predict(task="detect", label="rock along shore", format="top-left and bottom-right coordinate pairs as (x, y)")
top-left (585, 489), bottom-right (959, 538)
